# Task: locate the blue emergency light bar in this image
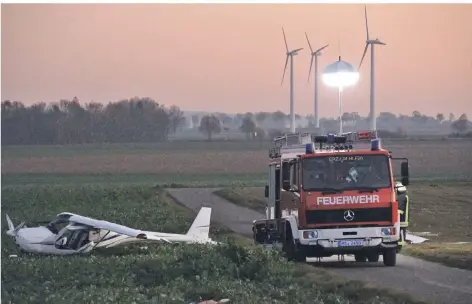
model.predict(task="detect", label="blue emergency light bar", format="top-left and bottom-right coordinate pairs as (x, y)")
top-left (307, 131), bottom-right (381, 153)
top-left (274, 131), bottom-right (381, 157)
top-left (305, 143), bottom-right (315, 154)
top-left (371, 138), bottom-right (381, 151)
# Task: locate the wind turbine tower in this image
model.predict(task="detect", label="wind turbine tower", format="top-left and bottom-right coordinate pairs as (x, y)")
top-left (305, 32), bottom-right (328, 129)
top-left (358, 6), bottom-right (386, 131)
top-left (281, 27), bottom-right (303, 133)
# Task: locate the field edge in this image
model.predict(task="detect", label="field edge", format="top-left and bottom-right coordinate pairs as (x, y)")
top-left (402, 243), bottom-right (472, 271)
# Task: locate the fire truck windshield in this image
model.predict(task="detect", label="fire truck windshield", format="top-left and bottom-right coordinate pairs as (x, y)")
top-left (302, 154), bottom-right (391, 191)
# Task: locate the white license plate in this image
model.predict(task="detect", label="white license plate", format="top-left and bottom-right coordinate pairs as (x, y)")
top-left (338, 239), bottom-right (363, 247)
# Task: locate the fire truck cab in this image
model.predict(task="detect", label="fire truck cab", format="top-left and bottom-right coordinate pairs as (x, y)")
top-left (252, 131), bottom-right (410, 267)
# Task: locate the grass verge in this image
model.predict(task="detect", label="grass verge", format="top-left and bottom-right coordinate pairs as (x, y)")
top-left (1, 185), bottom-right (426, 304)
top-left (402, 243), bottom-right (472, 270)
top-left (213, 187), bottom-right (266, 213)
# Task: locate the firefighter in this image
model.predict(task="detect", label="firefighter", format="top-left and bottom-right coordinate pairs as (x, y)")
top-left (346, 166), bottom-right (359, 184)
top-left (395, 181), bottom-right (409, 246)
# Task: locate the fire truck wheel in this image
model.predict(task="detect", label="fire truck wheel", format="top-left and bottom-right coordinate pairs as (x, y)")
top-left (284, 239), bottom-right (305, 262)
top-left (383, 248), bottom-right (397, 266)
top-left (354, 253), bottom-right (367, 262)
top-left (366, 252), bottom-right (380, 262)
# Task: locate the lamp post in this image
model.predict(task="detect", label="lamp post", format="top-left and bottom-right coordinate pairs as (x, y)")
top-left (322, 56), bottom-right (359, 134)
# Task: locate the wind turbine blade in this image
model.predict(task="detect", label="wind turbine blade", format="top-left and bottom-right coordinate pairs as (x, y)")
top-left (364, 5), bottom-right (370, 41)
top-left (305, 32), bottom-right (313, 53)
top-left (359, 43), bottom-right (369, 69)
top-left (315, 44), bottom-right (329, 54)
top-left (308, 55), bottom-right (314, 82)
top-left (292, 48), bottom-right (303, 53)
top-left (282, 27), bottom-right (289, 52)
top-left (281, 55), bottom-right (289, 86)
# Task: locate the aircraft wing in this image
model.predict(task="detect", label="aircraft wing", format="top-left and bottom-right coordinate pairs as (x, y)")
top-left (67, 214), bottom-right (170, 242)
top-left (68, 215), bottom-right (143, 237)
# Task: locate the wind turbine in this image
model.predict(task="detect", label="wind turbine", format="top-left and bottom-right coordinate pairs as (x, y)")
top-left (281, 27), bottom-right (303, 133)
top-left (305, 32), bottom-right (328, 129)
top-left (358, 6), bottom-right (386, 132)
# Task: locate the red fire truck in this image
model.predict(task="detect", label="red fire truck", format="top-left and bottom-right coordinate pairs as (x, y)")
top-left (252, 131), bottom-right (410, 266)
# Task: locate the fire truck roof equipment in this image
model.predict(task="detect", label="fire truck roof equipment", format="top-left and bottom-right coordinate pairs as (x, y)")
top-left (270, 130), bottom-right (381, 159)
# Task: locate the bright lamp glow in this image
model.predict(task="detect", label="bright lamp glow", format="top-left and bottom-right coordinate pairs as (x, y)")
top-left (322, 57), bottom-right (359, 134)
top-left (323, 72), bottom-right (359, 87)
top-left (322, 58), bottom-right (359, 88)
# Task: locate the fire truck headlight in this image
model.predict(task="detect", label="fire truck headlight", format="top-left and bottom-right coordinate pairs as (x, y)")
top-left (303, 230), bottom-right (319, 239)
top-left (381, 228), bottom-right (395, 236)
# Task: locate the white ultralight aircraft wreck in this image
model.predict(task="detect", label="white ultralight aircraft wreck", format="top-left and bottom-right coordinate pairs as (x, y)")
top-left (5, 207), bottom-right (217, 255)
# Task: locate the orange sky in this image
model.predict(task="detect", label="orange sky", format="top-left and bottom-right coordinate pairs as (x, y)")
top-left (1, 4), bottom-right (471, 118)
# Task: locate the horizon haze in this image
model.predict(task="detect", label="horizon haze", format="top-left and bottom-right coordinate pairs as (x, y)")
top-left (2, 3), bottom-right (472, 118)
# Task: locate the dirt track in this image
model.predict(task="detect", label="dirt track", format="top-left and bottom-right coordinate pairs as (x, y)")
top-left (166, 188), bottom-right (472, 304)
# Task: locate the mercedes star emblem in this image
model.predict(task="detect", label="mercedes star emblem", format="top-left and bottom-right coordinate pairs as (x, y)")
top-left (343, 210), bottom-right (355, 221)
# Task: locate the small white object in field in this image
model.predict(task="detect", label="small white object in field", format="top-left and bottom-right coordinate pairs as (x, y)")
top-left (405, 233), bottom-right (428, 244)
top-left (409, 231), bottom-right (438, 237)
top-left (9, 254), bottom-right (18, 258)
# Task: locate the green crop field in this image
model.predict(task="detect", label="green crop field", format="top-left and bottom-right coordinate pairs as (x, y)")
top-left (1, 139), bottom-right (471, 302)
top-left (1, 185), bottom-right (425, 304)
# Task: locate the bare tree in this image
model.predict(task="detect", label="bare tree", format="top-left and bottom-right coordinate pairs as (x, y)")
top-left (452, 114), bottom-right (469, 133)
top-left (255, 112), bottom-right (269, 125)
top-left (168, 105), bottom-right (185, 135)
top-left (240, 114), bottom-right (256, 140)
top-left (199, 115), bottom-right (221, 141)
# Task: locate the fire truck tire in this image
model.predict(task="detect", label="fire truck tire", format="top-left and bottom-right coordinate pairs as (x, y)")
top-left (354, 253), bottom-right (367, 262)
top-left (284, 239), bottom-right (305, 262)
top-left (383, 248), bottom-right (397, 266)
top-left (367, 252), bottom-right (380, 262)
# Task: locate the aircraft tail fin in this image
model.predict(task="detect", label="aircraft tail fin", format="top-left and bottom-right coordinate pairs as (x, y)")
top-left (186, 207), bottom-right (211, 239)
top-left (5, 214), bottom-right (25, 237)
top-left (6, 214), bottom-right (14, 231)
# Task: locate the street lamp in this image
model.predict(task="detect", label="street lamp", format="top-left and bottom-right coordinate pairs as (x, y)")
top-left (322, 56), bottom-right (359, 134)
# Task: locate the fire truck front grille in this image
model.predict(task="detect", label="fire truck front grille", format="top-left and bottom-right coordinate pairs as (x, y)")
top-left (305, 207), bottom-right (392, 225)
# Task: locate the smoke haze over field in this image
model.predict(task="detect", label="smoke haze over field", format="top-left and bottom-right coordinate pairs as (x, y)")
top-left (2, 4), bottom-right (472, 117)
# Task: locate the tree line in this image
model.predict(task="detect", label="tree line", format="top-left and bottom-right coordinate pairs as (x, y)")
top-left (196, 110), bottom-right (470, 141)
top-left (1, 97), bottom-right (186, 145)
top-left (1, 97), bottom-right (470, 145)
